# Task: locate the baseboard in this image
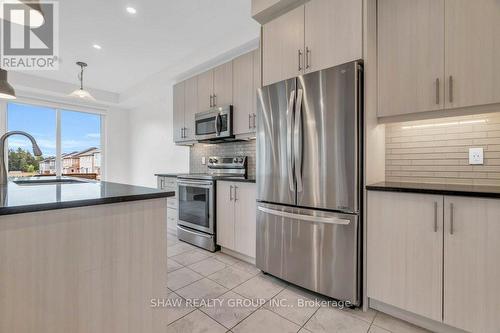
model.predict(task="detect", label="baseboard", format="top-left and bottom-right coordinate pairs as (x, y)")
top-left (220, 247), bottom-right (256, 265)
top-left (369, 299), bottom-right (469, 333)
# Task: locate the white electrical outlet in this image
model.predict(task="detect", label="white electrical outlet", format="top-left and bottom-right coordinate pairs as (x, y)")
top-left (201, 156), bottom-right (206, 165)
top-left (469, 148), bottom-right (484, 165)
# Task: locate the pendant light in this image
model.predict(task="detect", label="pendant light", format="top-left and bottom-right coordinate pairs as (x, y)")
top-left (0, 0), bottom-right (45, 28)
top-left (69, 62), bottom-right (96, 101)
top-left (0, 69), bottom-right (16, 100)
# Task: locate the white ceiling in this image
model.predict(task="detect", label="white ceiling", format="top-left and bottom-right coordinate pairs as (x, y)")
top-left (23, 0), bottom-right (260, 94)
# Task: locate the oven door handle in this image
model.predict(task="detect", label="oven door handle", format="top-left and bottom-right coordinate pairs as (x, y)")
top-left (178, 180), bottom-right (213, 187)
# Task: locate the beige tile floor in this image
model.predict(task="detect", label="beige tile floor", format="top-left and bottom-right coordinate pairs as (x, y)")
top-left (165, 232), bottom-right (431, 333)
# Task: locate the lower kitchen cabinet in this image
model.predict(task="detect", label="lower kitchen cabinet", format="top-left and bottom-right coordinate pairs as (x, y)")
top-left (367, 191), bottom-right (443, 321)
top-left (216, 181), bottom-right (256, 258)
top-left (157, 176), bottom-right (178, 234)
top-left (443, 196), bottom-right (500, 333)
top-left (368, 190), bottom-right (500, 332)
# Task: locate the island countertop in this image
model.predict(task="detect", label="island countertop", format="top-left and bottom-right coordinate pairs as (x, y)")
top-left (0, 178), bottom-right (174, 216)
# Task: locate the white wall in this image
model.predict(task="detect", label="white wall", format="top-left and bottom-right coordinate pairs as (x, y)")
top-left (127, 87), bottom-right (189, 188)
top-left (104, 107), bottom-right (132, 184)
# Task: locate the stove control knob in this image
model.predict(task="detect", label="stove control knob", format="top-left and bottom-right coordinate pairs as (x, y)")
top-left (238, 157), bottom-right (244, 163)
top-left (233, 158), bottom-right (238, 163)
top-left (208, 158), bottom-right (213, 164)
top-left (212, 158), bottom-right (218, 163)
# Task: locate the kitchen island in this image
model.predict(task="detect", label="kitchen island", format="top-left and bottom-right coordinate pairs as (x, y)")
top-left (0, 177), bottom-right (173, 333)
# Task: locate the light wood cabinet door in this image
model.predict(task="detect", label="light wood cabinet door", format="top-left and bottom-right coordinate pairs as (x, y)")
top-left (234, 183), bottom-right (257, 258)
top-left (197, 69), bottom-right (214, 113)
top-left (262, 5), bottom-right (305, 86)
top-left (213, 62), bottom-right (233, 107)
top-left (184, 76), bottom-right (198, 141)
top-left (377, 0), bottom-right (445, 117)
top-left (443, 196), bottom-right (500, 332)
top-left (367, 191), bottom-right (443, 321)
top-left (216, 181), bottom-right (235, 249)
top-left (444, 0), bottom-right (500, 109)
top-left (173, 82), bottom-right (185, 142)
top-left (304, 0), bottom-right (362, 73)
top-left (233, 52), bottom-right (255, 135)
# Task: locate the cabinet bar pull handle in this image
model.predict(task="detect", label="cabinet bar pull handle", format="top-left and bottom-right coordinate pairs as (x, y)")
top-left (210, 94), bottom-right (213, 108)
top-left (435, 78), bottom-right (440, 105)
top-left (434, 201), bottom-right (438, 232)
top-left (449, 76), bottom-right (454, 103)
top-left (229, 185), bottom-right (233, 201)
top-left (213, 94), bottom-right (217, 107)
top-left (180, 128), bottom-right (183, 138)
top-left (253, 113), bottom-right (256, 128)
top-left (234, 186), bottom-right (238, 201)
top-left (450, 203), bottom-right (454, 235)
top-left (248, 114), bottom-right (252, 129)
top-left (298, 49), bottom-right (303, 71)
top-left (306, 46), bottom-right (311, 69)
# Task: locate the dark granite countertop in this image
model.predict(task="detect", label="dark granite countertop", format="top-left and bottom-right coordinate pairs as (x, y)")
top-left (217, 178), bottom-right (256, 183)
top-left (155, 173), bottom-right (184, 178)
top-left (0, 177), bottom-right (174, 216)
top-left (366, 181), bottom-right (500, 199)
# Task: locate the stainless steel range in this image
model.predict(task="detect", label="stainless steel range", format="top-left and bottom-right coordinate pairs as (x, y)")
top-left (177, 156), bottom-right (247, 251)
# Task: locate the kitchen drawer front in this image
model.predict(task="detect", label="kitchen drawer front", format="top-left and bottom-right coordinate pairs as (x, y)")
top-left (158, 176), bottom-right (178, 191)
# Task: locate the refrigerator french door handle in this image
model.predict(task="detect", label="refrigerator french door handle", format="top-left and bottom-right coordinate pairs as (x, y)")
top-left (286, 90), bottom-right (296, 192)
top-left (294, 89), bottom-right (304, 193)
top-left (258, 206), bottom-right (350, 225)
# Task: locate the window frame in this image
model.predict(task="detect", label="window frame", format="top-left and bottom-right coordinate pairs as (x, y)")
top-left (0, 98), bottom-right (106, 179)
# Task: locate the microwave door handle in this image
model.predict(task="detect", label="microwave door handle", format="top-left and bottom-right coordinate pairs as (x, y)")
top-left (286, 90), bottom-right (296, 192)
top-left (215, 113), bottom-right (221, 136)
top-left (294, 89), bottom-right (304, 193)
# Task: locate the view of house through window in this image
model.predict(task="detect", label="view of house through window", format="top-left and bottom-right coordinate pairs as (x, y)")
top-left (7, 102), bottom-right (102, 180)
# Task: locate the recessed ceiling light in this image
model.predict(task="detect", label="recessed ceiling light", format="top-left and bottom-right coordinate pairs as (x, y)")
top-left (126, 7), bottom-right (137, 14)
top-left (93, 44), bottom-right (102, 50)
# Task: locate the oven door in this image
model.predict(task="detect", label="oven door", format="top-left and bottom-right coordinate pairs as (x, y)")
top-left (177, 179), bottom-right (214, 234)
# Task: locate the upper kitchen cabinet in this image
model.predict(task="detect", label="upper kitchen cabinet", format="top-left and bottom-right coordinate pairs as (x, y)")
top-left (197, 70), bottom-right (214, 113)
top-left (304, 0), bottom-right (362, 73)
top-left (173, 77), bottom-right (197, 143)
top-left (378, 0), bottom-right (500, 118)
top-left (445, 0), bottom-right (500, 109)
top-left (173, 82), bottom-right (185, 143)
top-left (233, 49), bottom-right (260, 136)
top-left (184, 77), bottom-right (198, 141)
top-left (197, 63), bottom-right (233, 112)
top-left (262, 5), bottom-right (304, 86)
top-left (213, 62), bottom-right (233, 107)
top-left (262, 0), bottom-right (362, 86)
top-left (377, 0), bottom-right (445, 117)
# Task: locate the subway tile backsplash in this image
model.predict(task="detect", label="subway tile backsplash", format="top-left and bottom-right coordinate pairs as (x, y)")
top-left (190, 140), bottom-right (256, 178)
top-left (386, 112), bottom-right (500, 186)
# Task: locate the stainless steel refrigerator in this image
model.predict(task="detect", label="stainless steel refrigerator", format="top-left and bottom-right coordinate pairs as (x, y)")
top-left (256, 61), bottom-right (363, 306)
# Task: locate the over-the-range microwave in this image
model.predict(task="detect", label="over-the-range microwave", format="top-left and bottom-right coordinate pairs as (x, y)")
top-left (194, 105), bottom-right (233, 142)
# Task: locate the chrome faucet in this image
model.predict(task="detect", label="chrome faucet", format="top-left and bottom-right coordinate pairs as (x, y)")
top-left (0, 131), bottom-right (42, 185)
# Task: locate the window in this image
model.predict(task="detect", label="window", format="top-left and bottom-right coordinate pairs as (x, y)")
top-left (6, 102), bottom-right (103, 180)
top-left (61, 110), bottom-right (102, 179)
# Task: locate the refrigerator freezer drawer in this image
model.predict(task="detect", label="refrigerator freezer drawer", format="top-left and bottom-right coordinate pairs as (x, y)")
top-left (256, 203), bottom-right (360, 305)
